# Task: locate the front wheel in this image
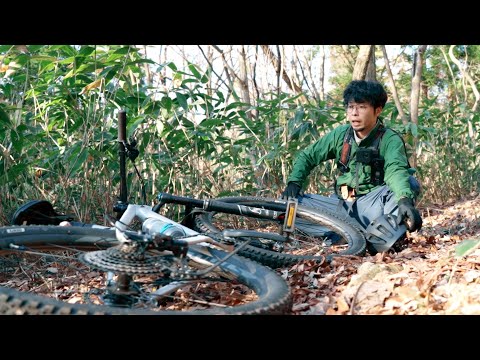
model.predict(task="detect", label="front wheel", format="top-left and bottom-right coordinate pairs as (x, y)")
top-left (0, 226), bottom-right (292, 315)
top-left (194, 196), bottom-right (367, 268)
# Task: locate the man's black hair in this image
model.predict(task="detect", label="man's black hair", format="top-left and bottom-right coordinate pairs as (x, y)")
top-left (343, 80), bottom-right (388, 109)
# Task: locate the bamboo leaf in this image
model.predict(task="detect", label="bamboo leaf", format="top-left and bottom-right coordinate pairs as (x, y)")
top-left (68, 146), bottom-right (89, 176)
top-left (79, 78), bottom-right (103, 95)
top-left (455, 239), bottom-right (480, 257)
top-left (156, 119), bottom-right (164, 135)
top-left (0, 106), bottom-right (12, 127)
top-left (30, 55), bottom-right (58, 62)
top-left (176, 93), bottom-right (188, 111)
top-left (3, 163), bottom-right (29, 182)
top-left (410, 122), bottom-right (418, 137)
top-left (189, 63), bottom-right (202, 79)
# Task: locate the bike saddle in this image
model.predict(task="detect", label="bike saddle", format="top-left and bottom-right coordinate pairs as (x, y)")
top-left (11, 200), bottom-right (74, 225)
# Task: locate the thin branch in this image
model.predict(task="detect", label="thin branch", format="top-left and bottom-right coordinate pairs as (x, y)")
top-left (209, 45), bottom-right (240, 102)
top-left (294, 45), bottom-right (319, 101)
top-left (197, 45), bottom-right (234, 95)
top-left (252, 45), bottom-right (260, 102)
top-left (448, 45), bottom-right (480, 112)
top-left (211, 45), bottom-right (243, 83)
top-left (261, 45), bottom-right (303, 94)
top-left (439, 46), bottom-right (460, 104)
top-left (381, 45), bottom-right (409, 125)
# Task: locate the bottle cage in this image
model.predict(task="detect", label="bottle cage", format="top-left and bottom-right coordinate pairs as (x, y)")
top-left (365, 213), bottom-right (406, 253)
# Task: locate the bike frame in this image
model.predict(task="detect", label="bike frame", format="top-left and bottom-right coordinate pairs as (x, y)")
top-left (115, 204), bottom-right (231, 251)
top-left (155, 192), bottom-right (288, 221)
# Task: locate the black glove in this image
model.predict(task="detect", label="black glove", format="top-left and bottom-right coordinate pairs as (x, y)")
top-left (282, 182), bottom-right (301, 199)
top-left (396, 197), bottom-right (422, 232)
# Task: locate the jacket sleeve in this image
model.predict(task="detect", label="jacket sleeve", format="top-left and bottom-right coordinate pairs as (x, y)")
top-left (381, 130), bottom-right (416, 201)
top-left (286, 126), bottom-right (344, 186)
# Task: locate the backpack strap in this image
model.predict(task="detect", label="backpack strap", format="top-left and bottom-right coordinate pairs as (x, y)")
top-left (337, 126), bottom-right (354, 173)
top-left (371, 123), bottom-right (386, 149)
top-left (337, 123), bottom-right (386, 174)
top-left (334, 123), bottom-right (386, 196)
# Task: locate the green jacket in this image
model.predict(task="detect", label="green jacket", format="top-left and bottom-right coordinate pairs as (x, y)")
top-left (287, 121), bottom-right (415, 202)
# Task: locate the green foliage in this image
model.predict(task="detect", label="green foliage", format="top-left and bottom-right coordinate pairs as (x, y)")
top-left (455, 239), bottom-right (480, 257)
top-left (1, 44), bottom-right (479, 225)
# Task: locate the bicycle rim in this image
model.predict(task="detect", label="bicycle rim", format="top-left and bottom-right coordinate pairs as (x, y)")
top-left (0, 226), bottom-right (292, 315)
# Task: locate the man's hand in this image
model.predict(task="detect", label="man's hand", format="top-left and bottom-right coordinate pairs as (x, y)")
top-left (396, 197), bottom-right (422, 232)
top-left (282, 182), bottom-right (301, 199)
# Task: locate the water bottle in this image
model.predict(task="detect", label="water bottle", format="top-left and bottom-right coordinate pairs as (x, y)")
top-left (142, 218), bottom-right (186, 238)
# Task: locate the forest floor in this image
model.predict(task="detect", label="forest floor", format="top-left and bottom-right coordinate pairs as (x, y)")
top-left (2, 194), bottom-right (480, 315)
top-left (285, 193), bottom-right (480, 315)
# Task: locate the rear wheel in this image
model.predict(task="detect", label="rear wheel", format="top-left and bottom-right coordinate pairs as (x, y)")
top-left (194, 196), bottom-right (367, 268)
top-left (0, 225), bottom-right (292, 315)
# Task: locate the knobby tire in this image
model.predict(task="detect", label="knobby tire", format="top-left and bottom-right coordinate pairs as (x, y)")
top-left (194, 196), bottom-right (367, 268)
top-left (0, 226), bottom-right (291, 315)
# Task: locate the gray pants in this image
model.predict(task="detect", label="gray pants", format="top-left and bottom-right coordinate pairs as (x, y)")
top-left (295, 185), bottom-right (406, 240)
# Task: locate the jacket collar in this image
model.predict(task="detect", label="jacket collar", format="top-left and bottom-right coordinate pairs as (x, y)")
top-left (357, 119), bottom-right (384, 146)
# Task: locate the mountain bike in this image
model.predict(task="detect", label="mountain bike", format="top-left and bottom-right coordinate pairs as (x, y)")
top-left (0, 111), bottom-right (292, 315)
top-left (153, 192), bottom-right (367, 269)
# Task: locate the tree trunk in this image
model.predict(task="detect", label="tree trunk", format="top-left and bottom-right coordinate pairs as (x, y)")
top-left (410, 45), bottom-right (428, 169)
top-left (352, 45), bottom-right (375, 80)
top-left (448, 45), bottom-right (478, 145)
top-left (318, 45), bottom-right (325, 101)
top-left (366, 47), bottom-right (376, 81)
top-left (439, 46), bottom-right (460, 104)
top-left (448, 45), bottom-right (480, 112)
top-left (381, 45), bottom-right (409, 125)
top-left (260, 45), bottom-right (307, 103)
top-left (237, 45), bottom-right (252, 114)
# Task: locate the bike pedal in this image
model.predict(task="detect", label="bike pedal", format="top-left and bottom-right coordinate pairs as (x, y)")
top-left (282, 197), bottom-right (298, 234)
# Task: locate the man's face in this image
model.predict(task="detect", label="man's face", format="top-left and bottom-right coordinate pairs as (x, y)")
top-left (346, 102), bottom-right (382, 137)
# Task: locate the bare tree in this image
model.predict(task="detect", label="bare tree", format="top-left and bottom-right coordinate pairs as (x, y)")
top-left (448, 45), bottom-right (478, 144)
top-left (198, 46), bottom-right (234, 99)
top-left (251, 45), bottom-right (261, 112)
top-left (339, 45), bottom-right (356, 69)
top-left (294, 45), bottom-right (321, 102)
top-left (352, 45), bottom-right (375, 80)
top-left (318, 45), bottom-right (325, 101)
top-left (439, 46), bottom-right (460, 104)
top-left (210, 45), bottom-right (242, 103)
top-left (448, 45), bottom-right (480, 112)
top-left (410, 45), bottom-right (428, 168)
top-left (381, 45), bottom-right (409, 125)
top-left (260, 45), bottom-right (307, 102)
top-left (366, 47), bottom-right (376, 81)
top-left (237, 45), bottom-right (252, 113)
top-left (142, 46), bottom-right (153, 87)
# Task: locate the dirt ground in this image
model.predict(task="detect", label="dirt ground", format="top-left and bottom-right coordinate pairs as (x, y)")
top-left (285, 193), bottom-right (480, 314)
top-left (2, 194), bottom-right (480, 315)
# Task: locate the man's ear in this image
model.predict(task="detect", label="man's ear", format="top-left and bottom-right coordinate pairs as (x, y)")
top-left (375, 107), bottom-right (383, 117)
